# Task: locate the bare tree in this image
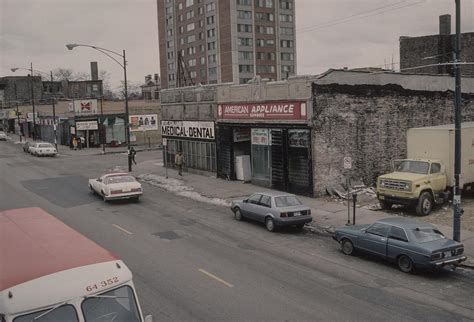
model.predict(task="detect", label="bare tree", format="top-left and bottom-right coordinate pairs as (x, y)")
top-left (116, 81), bottom-right (142, 100)
top-left (52, 68), bottom-right (74, 81)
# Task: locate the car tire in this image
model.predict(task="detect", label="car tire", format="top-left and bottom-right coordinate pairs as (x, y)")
top-left (133, 196), bottom-right (140, 203)
top-left (341, 238), bottom-right (354, 255)
top-left (397, 254), bottom-right (414, 273)
top-left (379, 200), bottom-right (393, 210)
top-left (416, 192), bottom-right (433, 216)
top-left (265, 217), bottom-right (276, 232)
top-left (234, 208), bottom-right (243, 221)
top-left (89, 185), bottom-right (96, 195)
top-left (296, 224), bottom-right (305, 230)
top-left (102, 192), bottom-right (108, 202)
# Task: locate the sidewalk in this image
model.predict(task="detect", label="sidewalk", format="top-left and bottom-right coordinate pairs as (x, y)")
top-left (7, 134), bottom-right (162, 156)
top-left (136, 160), bottom-right (474, 267)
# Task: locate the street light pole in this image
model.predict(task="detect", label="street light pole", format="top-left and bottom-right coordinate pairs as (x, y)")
top-left (453, 0), bottom-right (462, 242)
top-left (30, 62), bottom-right (36, 141)
top-left (66, 43), bottom-right (132, 172)
top-left (51, 71), bottom-right (58, 151)
top-left (123, 49), bottom-right (132, 172)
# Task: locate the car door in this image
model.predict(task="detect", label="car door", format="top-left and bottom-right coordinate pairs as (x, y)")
top-left (386, 225), bottom-right (410, 261)
top-left (244, 194), bottom-right (262, 220)
top-left (255, 195), bottom-right (272, 223)
top-left (358, 223), bottom-right (390, 257)
top-left (430, 163), bottom-right (447, 193)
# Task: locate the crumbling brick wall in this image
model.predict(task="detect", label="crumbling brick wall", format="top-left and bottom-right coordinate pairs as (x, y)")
top-left (312, 83), bottom-right (474, 195)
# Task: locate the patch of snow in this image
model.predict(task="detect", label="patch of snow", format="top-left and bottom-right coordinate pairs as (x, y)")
top-left (137, 174), bottom-right (230, 207)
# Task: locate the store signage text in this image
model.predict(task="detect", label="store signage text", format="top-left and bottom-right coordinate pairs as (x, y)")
top-left (218, 101), bottom-right (306, 120)
top-left (76, 120), bottom-right (98, 130)
top-left (161, 121), bottom-right (215, 140)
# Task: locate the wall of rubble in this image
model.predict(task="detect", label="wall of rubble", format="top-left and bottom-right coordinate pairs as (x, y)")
top-left (311, 83), bottom-right (474, 195)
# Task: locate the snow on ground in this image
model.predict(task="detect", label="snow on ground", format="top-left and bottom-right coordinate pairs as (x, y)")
top-left (137, 173), bottom-right (230, 207)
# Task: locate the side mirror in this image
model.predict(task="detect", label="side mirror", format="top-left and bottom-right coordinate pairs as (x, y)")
top-left (145, 315), bottom-right (153, 322)
top-left (97, 178), bottom-right (102, 182)
top-left (243, 199), bottom-right (248, 203)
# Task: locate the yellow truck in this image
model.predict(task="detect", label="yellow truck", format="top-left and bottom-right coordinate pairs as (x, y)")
top-left (377, 123), bottom-right (474, 216)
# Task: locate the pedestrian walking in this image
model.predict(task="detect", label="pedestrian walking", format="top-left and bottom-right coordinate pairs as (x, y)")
top-left (72, 137), bottom-right (78, 150)
top-left (130, 147), bottom-right (137, 165)
top-left (175, 151), bottom-right (185, 176)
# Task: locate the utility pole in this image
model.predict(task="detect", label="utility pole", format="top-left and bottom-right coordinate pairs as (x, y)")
top-left (30, 62), bottom-right (36, 141)
top-left (453, 0), bottom-right (462, 242)
top-left (14, 83), bottom-right (21, 142)
top-left (123, 49), bottom-right (132, 172)
top-left (51, 71), bottom-right (58, 151)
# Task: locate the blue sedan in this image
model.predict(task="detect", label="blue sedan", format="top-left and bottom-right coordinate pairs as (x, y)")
top-left (333, 217), bottom-right (466, 273)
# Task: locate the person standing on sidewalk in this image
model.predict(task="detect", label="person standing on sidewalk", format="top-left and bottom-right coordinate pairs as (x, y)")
top-left (175, 151), bottom-right (185, 176)
top-left (130, 147), bottom-right (137, 165)
top-left (72, 137), bottom-right (78, 150)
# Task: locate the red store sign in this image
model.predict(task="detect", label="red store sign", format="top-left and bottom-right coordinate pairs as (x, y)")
top-left (218, 101), bottom-right (307, 120)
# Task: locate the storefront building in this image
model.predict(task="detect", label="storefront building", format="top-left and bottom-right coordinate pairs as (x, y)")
top-left (161, 120), bottom-right (217, 174)
top-left (216, 100), bottom-right (313, 196)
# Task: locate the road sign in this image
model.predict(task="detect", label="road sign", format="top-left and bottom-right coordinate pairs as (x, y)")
top-left (343, 157), bottom-right (352, 170)
top-left (162, 138), bottom-right (167, 146)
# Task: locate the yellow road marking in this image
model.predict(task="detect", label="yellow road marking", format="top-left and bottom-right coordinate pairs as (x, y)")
top-left (198, 269), bottom-right (234, 288)
top-left (112, 224), bottom-right (133, 235)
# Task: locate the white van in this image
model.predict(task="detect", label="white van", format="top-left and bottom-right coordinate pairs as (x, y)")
top-left (0, 207), bottom-right (152, 322)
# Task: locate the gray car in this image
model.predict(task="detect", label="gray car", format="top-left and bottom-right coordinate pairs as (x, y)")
top-left (333, 217), bottom-right (466, 273)
top-left (230, 192), bottom-right (312, 232)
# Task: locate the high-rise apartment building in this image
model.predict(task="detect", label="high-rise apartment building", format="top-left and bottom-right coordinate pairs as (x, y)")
top-left (157, 0), bottom-right (296, 89)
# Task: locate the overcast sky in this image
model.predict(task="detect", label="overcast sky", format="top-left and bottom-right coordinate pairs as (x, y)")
top-left (1, 0), bottom-right (473, 90)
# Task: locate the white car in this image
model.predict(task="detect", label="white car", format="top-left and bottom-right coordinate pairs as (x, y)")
top-left (89, 173), bottom-right (143, 202)
top-left (29, 142), bottom-right (57, 156)
top-left (0, 131), bottom-right (7, 141)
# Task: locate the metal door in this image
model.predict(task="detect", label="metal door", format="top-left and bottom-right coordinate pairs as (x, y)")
top-left (217, 125), bottom-right (234, 180)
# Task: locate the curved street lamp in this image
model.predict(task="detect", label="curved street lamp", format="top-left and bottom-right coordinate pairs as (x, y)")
top-left (11, 66), bottom-right (58, 149)
top-left (66, 43), bottom-right (132, 172)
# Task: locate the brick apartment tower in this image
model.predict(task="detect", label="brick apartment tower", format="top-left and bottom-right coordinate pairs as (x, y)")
top-left (157, 0), bottom-right (297, 89)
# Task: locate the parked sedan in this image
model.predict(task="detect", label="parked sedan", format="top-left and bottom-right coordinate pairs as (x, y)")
top-left (29, 142), bottom-right (57, 156)
top-left (0, 131), bottom-right (7, 141)
top-left (231, 192), bottom-right (312, 232)
top-left (89, 173), bottom-right (143, 202)
top-left (23, 141), bottom-right (33, 153)
top-left (333, 217), bottom-right (466, 273)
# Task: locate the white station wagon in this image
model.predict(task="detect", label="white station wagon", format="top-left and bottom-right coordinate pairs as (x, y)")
top-left (89, 173), bottom-right (143, 202)
top-left (29, 142), bottom-right (57, 156)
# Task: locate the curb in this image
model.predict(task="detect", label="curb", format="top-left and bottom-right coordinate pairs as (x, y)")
top-left (59, 147), bottom-right (163, 157)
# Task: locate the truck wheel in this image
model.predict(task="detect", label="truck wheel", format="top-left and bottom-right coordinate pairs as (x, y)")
top-left (416, 192), bottom-right (433, 216)
top-left (379, 200), bottom-right (393, 210)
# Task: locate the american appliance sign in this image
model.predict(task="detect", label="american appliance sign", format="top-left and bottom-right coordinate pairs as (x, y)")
top-left (161, 121), bottom-right (215, 140)
top-left (218, 101), bottom-right (307, 120)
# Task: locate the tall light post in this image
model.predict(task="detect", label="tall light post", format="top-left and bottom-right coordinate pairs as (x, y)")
top-left (66, 43), bottom-right (132, 172)
top-left (11, 66), bottom-right (57, 148)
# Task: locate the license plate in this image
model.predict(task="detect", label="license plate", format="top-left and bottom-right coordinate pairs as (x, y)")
top-left (294, 212), bottom-right (301, 217)
top-left (444, 251), bottom-right (451, 258)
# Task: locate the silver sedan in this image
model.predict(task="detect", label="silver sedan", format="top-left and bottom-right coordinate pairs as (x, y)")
top-left (231, 192), bottom-right (312, 232)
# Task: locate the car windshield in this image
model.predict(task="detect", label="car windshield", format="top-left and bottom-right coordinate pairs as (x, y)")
top-left (82, 286), bottom-right (141, 322)
top-left (106, 176), bottom-right (136, 184)
top-left (275, 195), bottom-right (302, 207)
top-left (396, 160), bottom-right (430, 174)
top-left (14, 304), bottom-right (78, 322)
top-left (412, 227), bottom-right (445, 243)
top-left (39, 144), bottom-right (53, 148)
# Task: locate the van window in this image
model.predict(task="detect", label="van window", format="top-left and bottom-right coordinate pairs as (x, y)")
top-left (14, 305), bottom-right (78, 322)
top-left (82, 286), bottom-right (140, 322)
top-left (430, 163), bottom-right (441, 174)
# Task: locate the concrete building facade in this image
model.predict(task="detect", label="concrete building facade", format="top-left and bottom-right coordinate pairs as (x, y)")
top-left (157, 0), bottom-right (296, 89)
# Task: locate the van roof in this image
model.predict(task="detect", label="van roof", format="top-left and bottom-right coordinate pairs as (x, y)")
top-left (0, 207), bottom-right (117, 291)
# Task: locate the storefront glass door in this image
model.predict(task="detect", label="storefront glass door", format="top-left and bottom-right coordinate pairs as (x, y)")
top-left (251, 129), bottom-right (271, 181)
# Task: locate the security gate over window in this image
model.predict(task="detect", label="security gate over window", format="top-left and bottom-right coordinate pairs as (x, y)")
top-left (165, 138), bottom-right (217, 173)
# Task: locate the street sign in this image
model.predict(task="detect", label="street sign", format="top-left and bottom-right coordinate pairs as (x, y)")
top-left (344, 157), bottom-right (352, 170)
top-left (162, 138), bottom-right (167, 146)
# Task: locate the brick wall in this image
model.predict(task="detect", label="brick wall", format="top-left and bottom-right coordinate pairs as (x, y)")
top-left (400, 32), bottom-right (474, 76)
top-left (311, 83), bottom-right (474, 195)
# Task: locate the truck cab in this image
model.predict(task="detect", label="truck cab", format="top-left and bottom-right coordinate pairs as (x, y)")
top-left (377, 159), bottom-right (448, 216)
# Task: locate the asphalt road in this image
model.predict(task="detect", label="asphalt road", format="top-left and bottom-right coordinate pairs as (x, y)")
top-left (1, 141), bottom-right (474, 321)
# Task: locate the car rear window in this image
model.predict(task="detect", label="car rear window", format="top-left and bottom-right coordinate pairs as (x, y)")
top-left (106, 176), bottom-right (136, 184)
top-left (275, 195), bottom-right (302, 207)
top-left (412, 227), bottom-right (445, 242)
top-left (38, 144), bottom-right (53, 148)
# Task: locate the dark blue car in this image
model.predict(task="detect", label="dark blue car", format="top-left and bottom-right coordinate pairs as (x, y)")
top-left (333, 217), bottom-right (466, 273)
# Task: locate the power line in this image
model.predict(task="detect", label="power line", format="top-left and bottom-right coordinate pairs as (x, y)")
top-left (297, 0), bottom-right (426, 34)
